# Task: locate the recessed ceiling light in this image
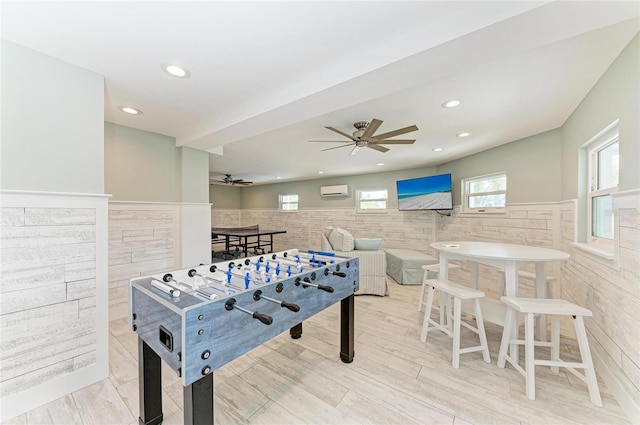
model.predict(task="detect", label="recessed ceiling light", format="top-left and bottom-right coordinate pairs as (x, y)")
top-left (442, 99), bottom-right (461, 108)
top-left (457, 132), bottom-right (472, 138)
top-left (432, 147), bottom-right (443, 152)
top-left (276, 176), bottom-right (282, 179)
top-left (318, 171), bottom-right (324, 174)
top-left (119, 106), bottom-right (142, 115)
top-left (161, 63), bottom-right (191, 78)
top-left (377, 163), bottom-right (384, 166)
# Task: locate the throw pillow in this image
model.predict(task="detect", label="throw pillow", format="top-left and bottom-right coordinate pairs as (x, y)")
top-left (354, 238), bottom-right (384, 250)
top-left (328, 227), bottom-right (355, 251)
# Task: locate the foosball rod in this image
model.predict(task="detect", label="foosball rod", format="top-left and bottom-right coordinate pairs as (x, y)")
top-left (268, 253), bottom-right (327, 269)
top-left (205, 265), bottom-right (244, 290)
top-left (241, 257), bottom-right (297, 275)
top-left (161, 273), bottom-right (190, 291)
top-left (187, 269), bottom-right (236, 294)
top-left (216, 266), bottom-right (275, 289)
top-left (253, 290), bottom-right (300, 312)
top-left (295, 277), bottom-right (334, 293)
top-left (225, 298), bottom-right (273, 325)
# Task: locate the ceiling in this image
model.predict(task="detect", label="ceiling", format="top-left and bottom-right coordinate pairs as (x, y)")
top-left (2, 1), bottom-right (639, 185)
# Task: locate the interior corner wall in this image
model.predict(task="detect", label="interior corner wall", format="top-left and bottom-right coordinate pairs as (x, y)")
top-left (0, 39), bottom-right (104, 193)
top-left (104, 122), bottom-right (179, 202)
top-left (105, 123), bottom-right (211, 319)
top-left (210, 184), bottom-right (242, 209)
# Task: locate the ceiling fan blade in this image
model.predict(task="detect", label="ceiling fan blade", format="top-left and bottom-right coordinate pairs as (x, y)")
top-left (374, 125), bottom-right (419, 140)
top-left (308, 140), bottom-right (353, 144)
top-left (321, 144), bottom-right (353, 152)
top-left (325, 126), bottom-right (357, 141)
top-left (350, 146), bottom-right (361, 156)
top-left (367, 144), bottom-right (389, 153)
top-left (361, 118), bottom-right (383, 139)
top-left (373, 139), bottom-right (416, 145)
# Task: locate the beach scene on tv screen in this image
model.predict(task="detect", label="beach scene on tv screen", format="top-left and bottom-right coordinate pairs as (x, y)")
top-left (398, 175), bottom-right (453, 210)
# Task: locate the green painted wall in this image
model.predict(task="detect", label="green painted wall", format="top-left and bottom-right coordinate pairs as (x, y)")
top-left (1, 40), bottom-right (104, 193)
top-left (562, 33), bottom-right (640, 200)
top-left (209, 184), bottom-right (242, 209)
top-left (179, 146), bottom-right (210, 203)
top-left (105, 122), bottom-right (209, 203)
top-left (436, 128), bottom-right (563, 205)
top-left (232, 167), bottom-right (437, 209)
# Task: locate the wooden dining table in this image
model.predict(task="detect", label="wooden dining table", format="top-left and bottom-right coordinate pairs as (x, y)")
top-left (430, 241), bottom-right (570, 345)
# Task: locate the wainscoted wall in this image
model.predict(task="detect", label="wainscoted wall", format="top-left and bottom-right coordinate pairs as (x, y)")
top-left (0, 190), bottom-right (109, 421)
top-left (216, 204), bottom-right (557, 298)
top-left (212, 208), bottom-right (437, 254)
top-left (108, 202), bottom-right (179, 320)
top-left (560, 191), bottom-right (640, 422)
top-left (108, 202), bottom-right (211, 320)
top-left (213, 201), bottom-right (640, 419)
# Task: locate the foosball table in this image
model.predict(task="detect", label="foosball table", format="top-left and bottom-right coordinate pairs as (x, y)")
top-left (130, 249), bottom-right (359, 425)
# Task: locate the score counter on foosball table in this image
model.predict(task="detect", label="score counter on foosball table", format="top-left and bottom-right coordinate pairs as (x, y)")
top-left (130, 248), bottom-right (359, 425)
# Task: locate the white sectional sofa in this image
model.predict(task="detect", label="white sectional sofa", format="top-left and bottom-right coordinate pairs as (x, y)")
top-left (321, 227), bottom-right (388, 296)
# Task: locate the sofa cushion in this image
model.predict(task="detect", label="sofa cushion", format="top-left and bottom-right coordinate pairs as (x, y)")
top-left (329, 227), bottom-right (355, 251)
top-left (354, 237), bottom-right (384, 250)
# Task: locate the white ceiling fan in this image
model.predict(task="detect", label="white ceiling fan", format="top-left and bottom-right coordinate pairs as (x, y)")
top-left (309, 119), bottom-right (418, 155)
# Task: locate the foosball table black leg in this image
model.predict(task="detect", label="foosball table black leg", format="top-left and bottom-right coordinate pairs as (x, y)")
top-left (183, 373), bottom-right (214, 425)
top-left (289, 322), bottom-right (303, 339)
top-left (138, 338), bottom-right (163, 425)
top-left (340, 294), bottom-right (355, 363)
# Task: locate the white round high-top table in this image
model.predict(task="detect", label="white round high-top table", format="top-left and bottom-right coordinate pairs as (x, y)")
top-left (430, 241), bottom-right (570, 343)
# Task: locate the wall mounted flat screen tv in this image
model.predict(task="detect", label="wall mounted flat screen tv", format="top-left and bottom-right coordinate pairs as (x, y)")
top-left (397, 173), bottom-right (453, 211)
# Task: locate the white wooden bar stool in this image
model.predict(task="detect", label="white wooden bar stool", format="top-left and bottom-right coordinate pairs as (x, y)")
top-left (418, 263), bottom-right (460, 312)
top-left (497, 297), bottom-right (602, 406)
top-left (420, 279), bottom-right (491, 369)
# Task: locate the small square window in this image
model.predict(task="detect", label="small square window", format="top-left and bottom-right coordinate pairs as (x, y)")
top-left (279, 194), bottom-right (298, 212)
top-left (356, 189), bottom-right (387, 212)
top-left (461, 172), bottom-right (506, 213)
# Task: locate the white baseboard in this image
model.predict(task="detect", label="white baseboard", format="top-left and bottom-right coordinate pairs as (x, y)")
top-left (0, 362), bottom-right (108, 422)
top-left (592, 346), bottom-right (640, 423)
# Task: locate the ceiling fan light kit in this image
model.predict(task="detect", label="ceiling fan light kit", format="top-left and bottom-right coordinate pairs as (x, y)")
top-left (309, 118), bottom-right (418, 155)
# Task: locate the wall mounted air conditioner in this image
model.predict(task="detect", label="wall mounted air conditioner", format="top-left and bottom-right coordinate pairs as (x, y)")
top-left (320, 184), bottom-right (348, 197)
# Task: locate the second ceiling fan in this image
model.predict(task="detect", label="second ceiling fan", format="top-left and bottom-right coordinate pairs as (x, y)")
top-left (309, 119), bottom-right (418, 155)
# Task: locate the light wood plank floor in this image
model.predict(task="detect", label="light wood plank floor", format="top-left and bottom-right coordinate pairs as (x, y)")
top-left (3, 279), bottom-right (631, 425)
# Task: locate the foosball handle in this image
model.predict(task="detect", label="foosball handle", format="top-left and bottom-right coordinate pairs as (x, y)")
top-left (281, 301), bottom-right (300, 312)
top-left (317, 284), bottom-right (334, 293)
top-left (252, 311), bottom-right (273, 325)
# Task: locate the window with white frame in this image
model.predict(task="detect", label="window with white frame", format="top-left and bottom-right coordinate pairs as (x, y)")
top-left (356, 189), bottom-right (388, 212)
top-left (587, 124), bottom-right (619, 247)
top-left (278, 194), bottom-right (298, 212)
top-left (461, 172), bottom-right (507, 212)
